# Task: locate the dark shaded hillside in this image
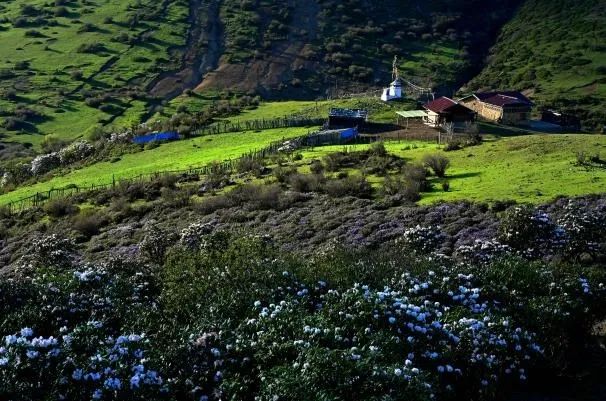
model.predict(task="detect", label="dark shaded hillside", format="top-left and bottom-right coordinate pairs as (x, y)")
top-left (466, 0), bottom-right (606, 130)
top-left (198, 0), bottom-right (523, 97)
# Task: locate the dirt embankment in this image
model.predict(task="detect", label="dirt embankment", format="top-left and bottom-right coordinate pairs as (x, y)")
top-left (148, 0), bottom-right (224, 99)
top-left (195, 0), bottom-right (321, 97)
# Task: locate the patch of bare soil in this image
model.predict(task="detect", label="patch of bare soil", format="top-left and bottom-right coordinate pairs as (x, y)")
top-left (195, 0), bottom-right (320, 97)
top-left (149, 0), bottom-right (224, 99)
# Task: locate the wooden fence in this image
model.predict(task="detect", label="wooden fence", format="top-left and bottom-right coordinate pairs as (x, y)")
top-left (2, 129), bottom-right (353, 215)
top-left (191, 117), bottom-right (326, 137)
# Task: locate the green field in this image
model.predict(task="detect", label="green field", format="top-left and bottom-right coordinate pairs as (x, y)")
top-left (0, 0), bottom-right (189, 146)
top-left (0, 126), bottom-right (314, 204)
top-left (300, 134), bottom-right (606, 204)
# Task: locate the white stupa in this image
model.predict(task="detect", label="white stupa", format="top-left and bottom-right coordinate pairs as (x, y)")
top-left (381, 56), bottom-right (404, 102)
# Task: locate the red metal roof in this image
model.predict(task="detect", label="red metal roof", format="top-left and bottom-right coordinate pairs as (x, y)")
top-left (474, 91), bottom-right (532, 107)
top-left (423, 96), bottom-right (458, 114)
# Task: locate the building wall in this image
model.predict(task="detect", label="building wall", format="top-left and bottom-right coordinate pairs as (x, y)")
top-left (425, 111), bottom-right (440, 126)
top-left (460, 97), bottom-right (531, 125)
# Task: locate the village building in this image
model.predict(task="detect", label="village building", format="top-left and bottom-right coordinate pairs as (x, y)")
top-left (422, 97), bottom-right (476, 129)
top-left (328, 108), bottom-right (368, 129)
top-left (458, 91), bottom-right (533, 125)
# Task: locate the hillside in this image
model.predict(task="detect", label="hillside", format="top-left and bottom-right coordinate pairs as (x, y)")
top-left (0, 0), bottom-right (525, 146)
top-left (0, 0), bottom-right (190, 147)
top-left (466, 0), bottom-right (606, 130)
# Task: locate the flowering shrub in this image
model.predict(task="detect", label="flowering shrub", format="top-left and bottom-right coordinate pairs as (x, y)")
top-left (58, 140), bottom-right (94, 165)
top-left (0, 326), bottom-right (167, 400)
top-left (454, 239), bottom-right (513, 265)
top-left (1, 234), bottom-right (605, 401)
top-left (139, 223), bottom-right (177, 262)
top-left (19, 234), bottom-right (76, 270)
top-left (396, 225), bottom-right (446, 254)
top-left (557, 200), bottom-right (606, 259)
top-left (497, 206), bottom-right (564, 258)
top-left (179, 222), bottom-right (219, 250)
top-left (31, 152), bottom-right (60, 176)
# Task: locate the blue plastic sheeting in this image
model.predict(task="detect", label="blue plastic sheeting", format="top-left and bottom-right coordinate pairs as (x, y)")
top-left (133, 131), bottom-right (180, 144)
top-left (339, 128), bottom-right (358, 140)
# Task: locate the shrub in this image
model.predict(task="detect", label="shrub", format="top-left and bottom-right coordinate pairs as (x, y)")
top-left (423, 154), bottom-right (450, 178)
top-left (31, 152), bottom-right (60, 175)
top-left (273, 165), bottom-right (297, 183)
top-left (324, 175), bottom-right (373, 198)
top-left (309, 160), bottom-right (324, 175)
top-left (444, 141), bottom-right (462, 152)
top-left (72, 211), bottom-right (106, 238)
top-left (402, 164), bottom-right (431, 192)
top-left (395, 225), bottom-right (445, 253)
top-left (77, 42), bottom-right (105, 53)
top-left (140, 223), bottom-right (177, 262)
top-left (289, 173), bottom-right (325, 193)
top-left (497, 205), bottom-right (561, 257)
top-left (44, 198), bottom-right (79, 218)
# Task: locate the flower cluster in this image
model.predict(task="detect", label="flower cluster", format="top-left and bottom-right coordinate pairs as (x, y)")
top-left (455, 239), bottom-right (513, 264)
top-left (227, 268), bottom-right (548, 400)
top-left (179, 222), bottom-right (216, 249)
top-left (396, 225), bottom-right (446, 254)
top-left (1, 327), bottom-right (167, 400)
top-left (58, 140), bottom-right (94, 165)
top-left (31, 152), bottom-right (61, 176)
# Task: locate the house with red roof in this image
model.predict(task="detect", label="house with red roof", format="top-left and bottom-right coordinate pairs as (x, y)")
top-left (458, 91), bottom-right (533, 126)
top-left (422, 96), bottom-right (476, 129)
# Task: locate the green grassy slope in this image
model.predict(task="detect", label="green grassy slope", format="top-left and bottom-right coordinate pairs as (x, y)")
top-left (0, 126), bottom-right (314, 204)
top-left (0, 0), bottom-right (189, 146)
top-left (466, 0), bottom-right (606, 129)
top-left (301, 134), bottom-right (606, 204)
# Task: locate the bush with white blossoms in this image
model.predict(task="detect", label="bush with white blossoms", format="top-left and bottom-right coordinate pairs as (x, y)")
top-left (497, 206), bottom-right (566, 258)
top-left (58, 140), bottom-right (94, 165)
top-left (557, 200), bottom-right (605, 259)
top-left (139, 223), bottom-right (177, 262)
top-left (454, 239), bottom-right (513, 265)
top-left (18, 234), bottom-right (76, 270)
top-left (30, 152), bottom-right (60, 176)
top-left (179, 222), bottom-right (217, 250)
top-left (396, 225), bottom-right (446, 254)
top-left (1, 232), bottom-right (605, 401)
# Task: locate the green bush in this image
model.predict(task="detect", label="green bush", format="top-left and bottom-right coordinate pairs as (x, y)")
top-left (422, 154), bottom-right (450, 178)
top-left (324, 175), bottom-right (373, 198)
top-left (43, 198), bottom-right (79, 218)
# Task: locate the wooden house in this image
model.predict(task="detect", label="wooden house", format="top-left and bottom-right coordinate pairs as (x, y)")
top-left (422, 97), bottom-right (476, 129)
top-left (458, 91), bottom-right (533, 125)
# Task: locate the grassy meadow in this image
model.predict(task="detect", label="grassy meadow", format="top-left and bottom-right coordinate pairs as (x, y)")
top-left (0, 0), bottom-right (189, 146)
top-left (300, 134), bottom-right (606, 204)
top-left (0, 126), bottom-right (314, 204)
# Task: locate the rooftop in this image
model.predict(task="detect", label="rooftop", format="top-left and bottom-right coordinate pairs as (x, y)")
top-left (473, 91), bottom-right (533, 107)
top-left (423, 96), bottom-right (459, 114)
top-left (396, 110), bottom-right (428, 118)
top-left (329, 108), bottom-right (369, 119)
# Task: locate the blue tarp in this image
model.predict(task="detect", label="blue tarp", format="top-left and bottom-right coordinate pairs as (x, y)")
top-left (133, 131), bottom-right (180, 144)
top-left (339, 128), bottom-right (358, 140)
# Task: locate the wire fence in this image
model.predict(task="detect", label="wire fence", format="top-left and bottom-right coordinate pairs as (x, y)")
top-left (2, 129), bottom-right (355, 215)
